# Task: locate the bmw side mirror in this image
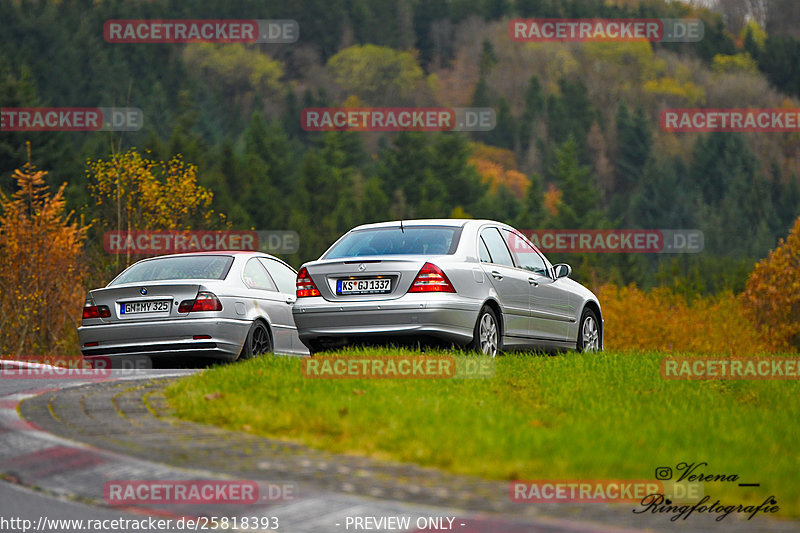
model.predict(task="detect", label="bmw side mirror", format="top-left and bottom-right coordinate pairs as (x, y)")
top-left (554, 264), bottom-right (572, 279)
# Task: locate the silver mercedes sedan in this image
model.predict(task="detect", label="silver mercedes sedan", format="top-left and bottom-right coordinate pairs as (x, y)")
top-left (293, 219), bottom-right (603, 356)
top-left (77, 251), bottom-right (308, 360)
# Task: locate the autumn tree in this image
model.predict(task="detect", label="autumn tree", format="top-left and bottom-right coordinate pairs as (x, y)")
top-left (183, 43), bottom-right (284, 112)
top-left (86, 148), bottom-right (227, 275)
top-left (469, 143), bottom-right (529, 197)
top-left (0, 150), bottom-right (89, 355)
top-left (326, 44), bottom-right (428, 105)
top-left (86, 148), bottom-right (224, 233)
top-left (741, 215), bottom-right (800, 351)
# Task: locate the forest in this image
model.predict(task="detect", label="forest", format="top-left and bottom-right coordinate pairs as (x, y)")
top-left (2, 0), bottom-right (800, 353)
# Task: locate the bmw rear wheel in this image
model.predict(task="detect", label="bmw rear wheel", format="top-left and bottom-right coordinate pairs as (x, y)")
top-left (239, 320), bottom-right (273, 360)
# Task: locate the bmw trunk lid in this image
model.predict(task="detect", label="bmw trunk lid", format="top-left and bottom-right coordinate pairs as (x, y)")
top-left (86, 282), bottom-right (203, 323)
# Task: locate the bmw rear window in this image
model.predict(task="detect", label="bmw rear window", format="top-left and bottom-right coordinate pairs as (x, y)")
top-left (324, 226), bottom-right (461, 259)
top-left (109, 255), bottom-right (234, 285)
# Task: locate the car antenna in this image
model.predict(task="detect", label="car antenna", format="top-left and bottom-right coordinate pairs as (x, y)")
top-left (400, 219), bottom-right (404, 233)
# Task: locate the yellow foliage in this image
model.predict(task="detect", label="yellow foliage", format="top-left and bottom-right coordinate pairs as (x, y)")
top-left (643, 77), bottom-right (706, 105)
top-left (183, 43), bottom-right (284, 97)
top-left (471, 143), bottom-right (517, 169)
top-left (583, 41), bottom-right (654, 69)
top-left (739, 20), bottom-right (766, 48)
top-left (327, 44), bottom-right (424, 105)
top-left (449, 205), bottom-right (471, 219)
top-left (0, 152), bottom-right (89, 355)
top-left (342, 94), bottom-right (364, 108)
top-left (86, 148), bottom-right (225, 232)
top-left (712, 53), bottom-right (759, 75)
top-left (597, 284), bottom-right (781, 355)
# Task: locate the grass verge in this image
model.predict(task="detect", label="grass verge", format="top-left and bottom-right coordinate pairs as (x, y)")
top-left (165, 348), bottom-right (800, 516)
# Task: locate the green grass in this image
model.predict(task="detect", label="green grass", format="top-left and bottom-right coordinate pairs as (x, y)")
top-left (165, 348), bottom-right (800, 516)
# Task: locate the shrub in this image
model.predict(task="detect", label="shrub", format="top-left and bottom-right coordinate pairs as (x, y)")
top-left (597, 283), bottom-right (780, 354)
top-left (741, 215), bottom-right (800, 351)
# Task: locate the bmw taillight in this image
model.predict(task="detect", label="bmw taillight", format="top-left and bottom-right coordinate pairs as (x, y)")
top-left (82, 298), bottom-right (110, 320)
top-left (296, 267), bottom-right (321, 298)
top-left (178, 292), bottom-right (222, 313)
top-left (408, 262), bottom-right (456, 293)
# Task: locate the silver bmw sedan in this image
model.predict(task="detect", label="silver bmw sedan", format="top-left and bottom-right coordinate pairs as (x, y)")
top-left (77, 251), bottom-right (308, 360)
top-left (293, 219), bottom-right (603, 356)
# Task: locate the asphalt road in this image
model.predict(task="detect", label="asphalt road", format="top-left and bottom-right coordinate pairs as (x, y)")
top-left (0, 366), bottom-right (202, 533)
top-left (0, 365), bottom-right (636, 533)
top-left (1, 362), bottom-right (797, 533)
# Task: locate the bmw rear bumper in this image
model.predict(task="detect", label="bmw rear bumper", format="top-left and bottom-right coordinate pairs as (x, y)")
top-left (77, 317), bottom-right (250, 360)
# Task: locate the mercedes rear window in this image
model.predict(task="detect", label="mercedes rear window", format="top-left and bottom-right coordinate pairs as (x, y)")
top-left (324, 226), bottom-right (461, 259)
top-left (109, 255), bottom-right (234, 285)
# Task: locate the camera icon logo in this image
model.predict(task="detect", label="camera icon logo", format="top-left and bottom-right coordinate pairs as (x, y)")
top-left (655, 467), bottom-right (673, 480)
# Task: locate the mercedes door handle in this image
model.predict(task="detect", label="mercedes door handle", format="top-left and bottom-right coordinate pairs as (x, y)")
top-left (528, 278), bottom-right (539, 286)
top-left (491, 271), bottom-right (503, 280)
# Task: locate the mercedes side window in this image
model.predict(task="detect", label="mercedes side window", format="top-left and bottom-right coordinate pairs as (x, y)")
top-left (480, 228), bottom-right (514, 267)
top-left (478, 236), bottom-right (493, 263)
top-left (503, 229), bottom-right (549, 276)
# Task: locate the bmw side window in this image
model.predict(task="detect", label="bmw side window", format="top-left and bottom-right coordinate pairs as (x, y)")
top-left (503, 229), bottom-right (548, 276)
top-left (259, 258), bottom-right (297, 294)
top-left (478, 237), bottom-right (492, 263)
top-left (243, 259), bottom-right (277, 291)
top-left (480, 228), bottom-right (514, 267)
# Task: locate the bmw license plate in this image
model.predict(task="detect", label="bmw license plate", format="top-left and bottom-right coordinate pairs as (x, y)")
top-left (337, 278), bottom-right (391, 295)
top-left (119, 300), bottom-right (171, 315)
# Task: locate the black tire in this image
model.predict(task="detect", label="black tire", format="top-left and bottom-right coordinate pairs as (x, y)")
top-left (577, 308), bottom-right (601, 352)
top-left (238, 320), bottom-right (273, 360)
top-left (470, 305), bottom-right (501, 357)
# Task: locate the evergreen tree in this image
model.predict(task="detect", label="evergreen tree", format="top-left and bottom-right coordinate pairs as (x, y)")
top-left (545, 78), bottom-right (595, 160)
top-left (519, 75), bottom-right (544, 154)
top-left (550, 138), bottom-right (604, 229)
top-left (611, 104), bottom-right (652, 223)
top-left (628, 156), bottom-right (698, 229)
top-left (478, 39), bottom-right (498, 77)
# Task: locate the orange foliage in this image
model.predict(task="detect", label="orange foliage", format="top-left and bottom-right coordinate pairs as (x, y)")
top-left (597, 284), bottom-right (781, 355)
top-left (469, 143), bottom-right (529, 197)
top-left (741, 215), bottom-right (800, 351)
top-left (543, 184), bottom-right (562, 216)
top-left (0, 154), bottom-right (89, 355)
